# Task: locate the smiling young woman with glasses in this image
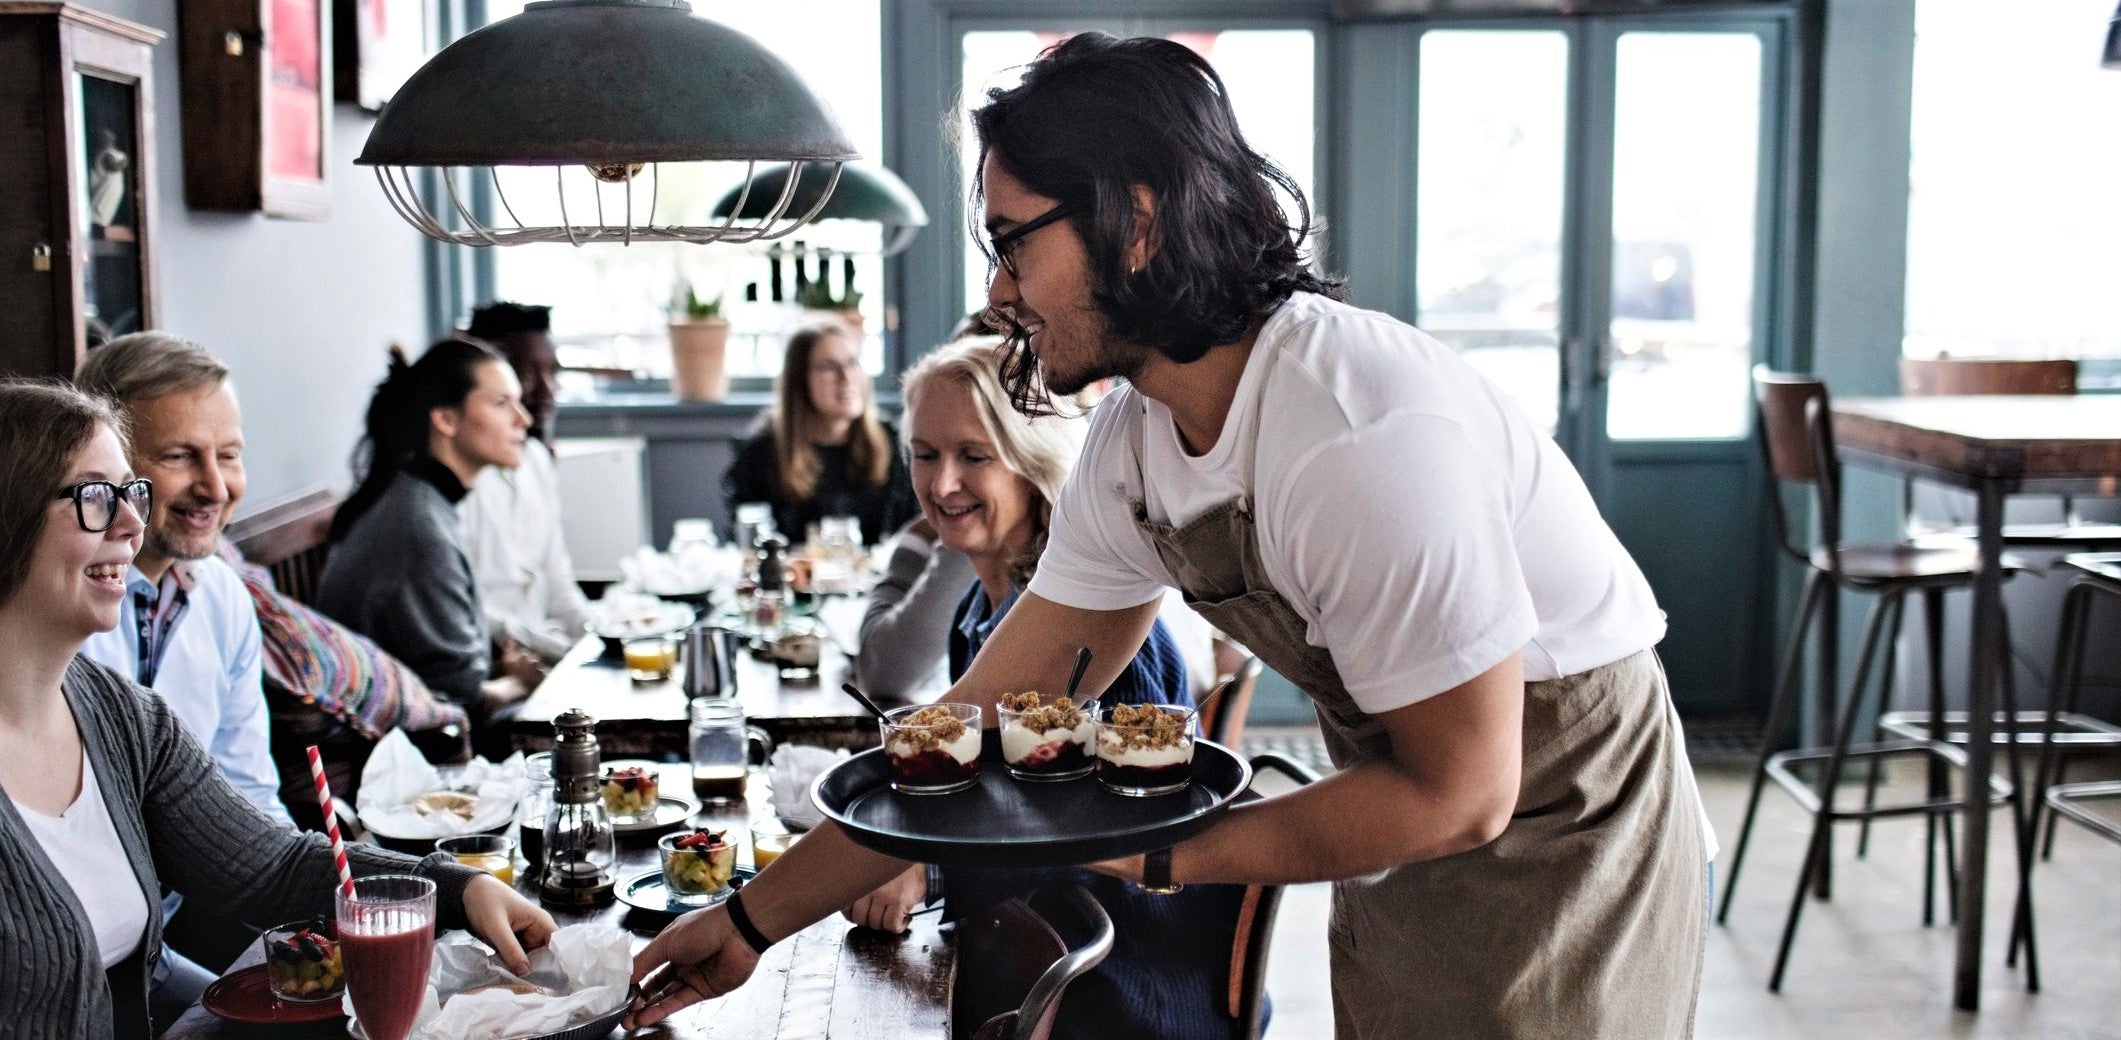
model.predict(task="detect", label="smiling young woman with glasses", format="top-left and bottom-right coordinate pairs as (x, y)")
top-left (0, 379), bottom-right (557, 1039)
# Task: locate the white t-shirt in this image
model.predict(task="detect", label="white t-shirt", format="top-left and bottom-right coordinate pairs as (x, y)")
top-left (1030, 292), bottom-right (1668, 715)
top-left (12, 752), bottom-right (151, 968)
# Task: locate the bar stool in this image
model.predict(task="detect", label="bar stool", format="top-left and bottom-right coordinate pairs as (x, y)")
top-left (2009, 553), bottom-right (2121, 991)
top-left (1719, 369), bottom-right (2019, 992)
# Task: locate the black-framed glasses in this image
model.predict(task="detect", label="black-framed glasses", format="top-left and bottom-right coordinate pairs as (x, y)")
top-left (987, 203), bottom-right (1075, 281)
top-left (54, 479), bottom-right (153, 533)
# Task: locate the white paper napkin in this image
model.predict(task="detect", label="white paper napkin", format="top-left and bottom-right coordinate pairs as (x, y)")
top-left (772, 744), bottom-right (849, 830)
top-left (355, 730), bottom-right (522, 840)
top-left (346, 924), bottom-right (631, 1040)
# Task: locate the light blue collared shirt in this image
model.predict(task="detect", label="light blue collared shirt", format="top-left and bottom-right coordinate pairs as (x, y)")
top-left (80, 555), bottom-right (290, 824)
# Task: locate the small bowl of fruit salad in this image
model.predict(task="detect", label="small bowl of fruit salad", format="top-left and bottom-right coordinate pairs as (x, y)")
top-left (997, 691), bottom-right (1093, 782)
top-left (660, 828), bottom-right (739, 905)
top-left (1095, 703), bottom-right (1197, 796)
top-left (880, 703), bottom-right (983, 794)
top-left (260, 920), bottom-right (344, 1004)
top-left (601, 765), bottom-right (661, 823)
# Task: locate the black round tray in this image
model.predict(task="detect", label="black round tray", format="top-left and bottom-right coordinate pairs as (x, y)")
top-left (811, 729), bottom-right (1251, 868)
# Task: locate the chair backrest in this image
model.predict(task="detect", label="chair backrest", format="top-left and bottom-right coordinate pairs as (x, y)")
top-left (1752, 367), bottom-right (1844, 567)
top-left (1202, 653), bottom-right (1263, 747)
top-left (955, 886), bottom-right (1114, 1040)
top-left (1900, 356), bottom-right (2078, 397)
top-left (226, 488), bottom-right (338, 604)
top-left (1229, 753), bottom-right (1323, 1040)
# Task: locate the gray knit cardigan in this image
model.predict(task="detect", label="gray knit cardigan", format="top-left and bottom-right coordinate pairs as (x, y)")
top-left (0, 657), bottom-right (479, 1039)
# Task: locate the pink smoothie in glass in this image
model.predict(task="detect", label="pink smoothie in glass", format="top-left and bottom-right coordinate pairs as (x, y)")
top-left (341, 922), bottom-right (433, 1040)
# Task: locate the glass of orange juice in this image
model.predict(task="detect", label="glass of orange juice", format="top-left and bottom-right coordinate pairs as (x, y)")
top-left (623, 636), bottom-right (677, 681)
top-left (750, 822), bottom-right (798, 870)
top-left (436, 835), bottom-right (517, 885)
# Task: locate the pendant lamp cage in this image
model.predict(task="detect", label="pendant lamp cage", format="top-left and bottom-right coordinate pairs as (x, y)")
top-left (356, 0), bottom-right (858, 247)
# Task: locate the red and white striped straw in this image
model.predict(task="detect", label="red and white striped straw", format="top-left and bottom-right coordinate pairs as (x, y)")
top-left (305, 745), bottom-right (354, 898)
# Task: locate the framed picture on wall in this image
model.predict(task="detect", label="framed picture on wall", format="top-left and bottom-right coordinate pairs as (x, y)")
top-left (336, 0), bottom-right (430, 112)
top-left (178, 0), bottom-right (332, 219)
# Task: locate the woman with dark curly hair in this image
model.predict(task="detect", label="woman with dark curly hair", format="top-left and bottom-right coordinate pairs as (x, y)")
top-left (0, 380), bottom-right (553, 1039)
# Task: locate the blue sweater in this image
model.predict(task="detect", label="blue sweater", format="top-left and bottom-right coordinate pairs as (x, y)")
top-left (940, 583), bottom-right (1246, 1040)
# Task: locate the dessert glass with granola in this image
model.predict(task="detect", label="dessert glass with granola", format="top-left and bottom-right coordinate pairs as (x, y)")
top-left (997, 691), bottom-right (1095, 781)
top-left (880, 703), bottom-right (983, 794)
top-left (1095, 703), bottom-right (1197, 796)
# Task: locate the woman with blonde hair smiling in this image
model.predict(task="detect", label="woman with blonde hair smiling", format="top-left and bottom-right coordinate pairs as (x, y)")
top-left (722, 322), bottom-right (917, 545)
top-left (831, 339), bottom-right (1244, 1040)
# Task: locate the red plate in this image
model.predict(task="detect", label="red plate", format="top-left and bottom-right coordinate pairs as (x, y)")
top-left (200, 964), bottom-right (347, 1024)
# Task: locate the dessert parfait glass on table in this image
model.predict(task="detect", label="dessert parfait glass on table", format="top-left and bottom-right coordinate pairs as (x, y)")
top-left (600, 765), bottom-right (661, 823)
top-left (996, 691), bottom-right (1095, 782)
top-left (880, 703), bottom-right (983, 794)
top-left (1095, 703), bottom-right (1197, 796)
top-left (261, 920), bottom-right (344, 1004)
top-left (660, 828), bottom-right (739, 905)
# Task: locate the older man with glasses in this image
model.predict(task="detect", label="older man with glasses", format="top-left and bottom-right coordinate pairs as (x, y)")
top-left (76, 332), bottom-right (286, 1030)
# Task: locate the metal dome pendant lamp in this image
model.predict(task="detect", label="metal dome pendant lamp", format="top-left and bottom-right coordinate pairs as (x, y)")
top-left (355, 0), bottom-right (857, 247)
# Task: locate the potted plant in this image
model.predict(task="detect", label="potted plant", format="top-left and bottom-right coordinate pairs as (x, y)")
top-left (667, 287), bottom-right (730, 401)
top-left (795, 254), bottom-right (866, 338)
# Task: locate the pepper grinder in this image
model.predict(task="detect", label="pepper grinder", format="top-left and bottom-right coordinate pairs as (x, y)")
top-left (540, 709), bottom-right (616, 908)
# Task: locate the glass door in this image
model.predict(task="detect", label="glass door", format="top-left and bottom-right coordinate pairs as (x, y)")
top-left (1412, 17), bottom-right (1786, 714)
top-left (1414, 20), bottom-right (1777, 468)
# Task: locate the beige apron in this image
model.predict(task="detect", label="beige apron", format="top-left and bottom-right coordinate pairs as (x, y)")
top-left (1126, 397), bottom-right (1706, 1038)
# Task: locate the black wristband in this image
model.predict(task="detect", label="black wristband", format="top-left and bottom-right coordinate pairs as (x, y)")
top-left (1140, 847), bottom-right (1183, 895)
top-left (725, 889), bottom-right (775, 954)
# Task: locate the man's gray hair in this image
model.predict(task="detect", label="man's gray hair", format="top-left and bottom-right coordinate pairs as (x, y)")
top-left (76, 331), bottom-right (231, 408)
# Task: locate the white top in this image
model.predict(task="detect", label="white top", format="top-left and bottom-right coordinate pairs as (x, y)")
top-left (460, 439), bottom-right (594, 663)
top-left (1030, 292), bottom-right (1669, 715)
top-left (80, 556), bottom-right (289, 822)
top-left (12, 752), bottom-right (151, 969)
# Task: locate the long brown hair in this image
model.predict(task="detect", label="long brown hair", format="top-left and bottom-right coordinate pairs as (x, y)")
top-left (0, 380), bottom-right (126, 605)
top-left (770, 323), bottom-right (890, 500)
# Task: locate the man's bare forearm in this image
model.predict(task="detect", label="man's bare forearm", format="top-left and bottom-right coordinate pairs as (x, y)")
top-left (738, 821), bottom-right (912, 942)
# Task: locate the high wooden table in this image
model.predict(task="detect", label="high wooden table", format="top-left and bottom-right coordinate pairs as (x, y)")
top-left (167, 765), bottom-right (954, 1039)
top-left (1831, 394), bottom-right (2121, 1010)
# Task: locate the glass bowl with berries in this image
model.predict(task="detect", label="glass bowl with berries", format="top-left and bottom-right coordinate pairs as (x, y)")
top-left (659, 828), bottom-right (739, 904)
top-left (880, 703), bottom-right (984, 794)
top-left (260, 920), bottom-right (344, 1004)
top-left (601, 764), bottom-right (662, 823)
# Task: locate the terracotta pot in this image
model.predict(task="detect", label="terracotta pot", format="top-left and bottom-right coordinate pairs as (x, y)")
top-left (668, 319), bottom-right (731, 401)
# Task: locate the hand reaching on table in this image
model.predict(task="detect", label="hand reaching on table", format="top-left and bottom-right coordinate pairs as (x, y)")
top-left (625, 904), bottom-right (764, 1029)
top-left (842, 865), bottom-right (927, 933)
top-left (461, 873), bottom-right (557, 975)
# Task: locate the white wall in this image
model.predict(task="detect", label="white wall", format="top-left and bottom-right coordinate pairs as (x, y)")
top-left (82, 0), bottom-right (432, 508)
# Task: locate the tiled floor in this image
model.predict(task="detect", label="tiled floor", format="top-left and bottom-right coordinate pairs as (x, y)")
top-left (1243, 730), bottom-right (2121, 1039)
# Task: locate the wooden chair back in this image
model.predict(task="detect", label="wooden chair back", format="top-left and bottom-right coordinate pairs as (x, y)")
top-left (954, 886), bottom-right (1114, 1040)
top-left (1900, 356), bottom-right (2077, 397)
top-left (1202, 653), bottom-right (1263, 748)
top-left (1230, 753), bottom-right (1322, 1039)
top-left (1752, 367), bottom-right (1844, 568)
top-left (226, 488), bottom-right (337, 603)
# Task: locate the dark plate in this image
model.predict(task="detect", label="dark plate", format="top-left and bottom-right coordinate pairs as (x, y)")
top-left (200, 963), bottom-right (345, 1024)
top-left (612, 795), bottom-right (701, 835)
top-left (616, 865), bottom-right (759, 915)
top-left (811, 730), bottom-right (1250, 868)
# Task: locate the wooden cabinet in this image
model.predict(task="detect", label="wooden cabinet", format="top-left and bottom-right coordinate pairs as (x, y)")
top-left (179, 0), bottom-right (331, 219)
top-left (0, 3), bottom-right (162, 378)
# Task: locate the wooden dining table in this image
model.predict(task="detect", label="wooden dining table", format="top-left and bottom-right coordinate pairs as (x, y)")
top-left (166, 763), bottom-right (955, 1040)
top-left (1831, 393), bottom-right (2121, 1010)
top-left (513, 595), bottom-right (935, 757)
